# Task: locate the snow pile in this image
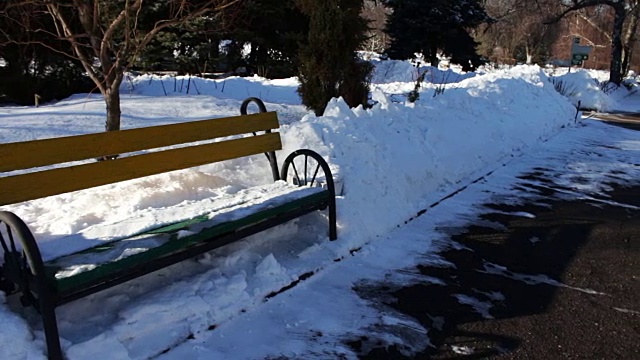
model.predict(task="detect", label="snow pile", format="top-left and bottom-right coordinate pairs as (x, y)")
top-left (123, 74), bottom-right (301, 106)
top-left (280, 65), bottom-right (575, 248)
top-left (370, 58), bottom-right (477, 85)
top-left (549, 70), bottom-right (613, 110)
top-left (547, 68), bottom-right (640, 111)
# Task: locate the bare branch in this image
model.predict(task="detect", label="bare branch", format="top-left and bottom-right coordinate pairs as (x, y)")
top-left (544, 0), bottom-right (622, 24)
top-left (133, 0), bottom-right (241, 62)
top-left (1, 0), bottom-right (244, 131)
top-left (577, 11), bottom-right (612, 41)
top-left (45, 2), bottom-right (106, 93)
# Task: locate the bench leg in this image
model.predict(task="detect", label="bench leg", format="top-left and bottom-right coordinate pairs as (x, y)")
top-left (40, 292), bottom-right (63, 360)
top-left (329, 196), bottom-right (337, 241)
top-left (280, 149), bottom-right (338, 241)
top-left (0, 211), bottom-right (63, 359)
top-left (240, 97), bottom-right (281, 182)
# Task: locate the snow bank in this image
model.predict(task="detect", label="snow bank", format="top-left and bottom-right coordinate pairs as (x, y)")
top-left (281, 65), bottom-right (575, 249)
top-left (549, 70), bottom-right (613, 110)
top-left (123, 74), bottom-right (300, 106)
top-left (548, 68), bottom-right (640, 111)
top-left (371, 59), bottom-right (477, 85)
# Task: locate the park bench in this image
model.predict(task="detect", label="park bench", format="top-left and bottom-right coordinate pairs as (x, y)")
top-left (0, 97), bottom-right (337, 360)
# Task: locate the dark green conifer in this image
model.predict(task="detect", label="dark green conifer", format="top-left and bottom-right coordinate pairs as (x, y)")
top-left (384, 0), bottom-right (493, 71)
top-left (296, 0), bottom-right (372, 115)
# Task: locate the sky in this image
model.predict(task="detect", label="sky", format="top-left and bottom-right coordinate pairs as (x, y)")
top-left (0, 59), bottom-right (638, 359)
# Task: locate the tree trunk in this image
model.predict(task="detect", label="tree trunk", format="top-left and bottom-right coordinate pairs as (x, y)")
top-left (429, 45), bottom-right (438, 67)
top-left (621, 8), bottom-right (640, 78)
top-left (622, 43), bottom-right (632, 77)
top-left (609, 5), bottom-right (626, 85)
top-left (104, 84), bottom-right (122, 132)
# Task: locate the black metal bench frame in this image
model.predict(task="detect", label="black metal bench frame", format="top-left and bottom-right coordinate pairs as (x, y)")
top-left (0, 98), bottom-right (336, 360)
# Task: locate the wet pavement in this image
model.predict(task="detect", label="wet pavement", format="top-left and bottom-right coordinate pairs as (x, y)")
top-left (355, 120), bottom-right (640, 359)
top-left (585, 111), bottom-right (640, 129)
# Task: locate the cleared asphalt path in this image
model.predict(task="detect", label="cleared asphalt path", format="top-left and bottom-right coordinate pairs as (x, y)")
top-left (359, 118), bottom-right (639, 359)
top-left (585, 111), bottom-right (640, 128)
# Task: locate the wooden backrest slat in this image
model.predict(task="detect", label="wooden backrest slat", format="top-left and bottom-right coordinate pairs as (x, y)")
top-left (0, 112), bottom-right (279, 173)
top-left (0, 133), bottom-right (282, 206)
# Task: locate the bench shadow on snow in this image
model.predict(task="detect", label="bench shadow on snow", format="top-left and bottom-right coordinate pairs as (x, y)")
top-left (349, 169), bottom-right (637, 359)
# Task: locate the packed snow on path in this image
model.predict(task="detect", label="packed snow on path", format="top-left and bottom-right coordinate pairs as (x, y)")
top-left (0, 62), bottom-right (636, 359)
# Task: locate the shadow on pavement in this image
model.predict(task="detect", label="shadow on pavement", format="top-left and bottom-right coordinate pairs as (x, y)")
top-left (352, 170), bottom-right (639, 359)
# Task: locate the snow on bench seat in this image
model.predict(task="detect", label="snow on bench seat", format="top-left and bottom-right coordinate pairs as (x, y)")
top-left (43, 181), bottom-right (328, 296)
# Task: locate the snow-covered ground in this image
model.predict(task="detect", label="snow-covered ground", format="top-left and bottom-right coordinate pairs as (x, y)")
top-left (0, 61), bottom-right (638, 359)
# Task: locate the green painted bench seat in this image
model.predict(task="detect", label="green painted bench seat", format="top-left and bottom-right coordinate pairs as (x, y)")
top-left (45, 185), bottom-right (329, 297)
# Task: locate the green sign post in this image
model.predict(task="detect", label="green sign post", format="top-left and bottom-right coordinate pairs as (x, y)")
top-left (569, 37), bottom-right (593, 70)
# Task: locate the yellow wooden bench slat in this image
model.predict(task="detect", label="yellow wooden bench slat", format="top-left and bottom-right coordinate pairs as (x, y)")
top-left (0, 112), bottom-right (279, 173)
top-left (0, 133), bottom-right (282, 205)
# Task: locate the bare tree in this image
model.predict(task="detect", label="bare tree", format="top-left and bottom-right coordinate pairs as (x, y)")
top-left (545, 0), bottom-right (639, 85)
top-left (574, 3), bottom-right (640, 75)
top-left (621, 4), bottom-right (640, 75)
top-left (361, 0), bottom-right (390, 53)
top-left (1, 0), bottom-right (240, 132)
top-left (479, 0), bottom-right (562, 65)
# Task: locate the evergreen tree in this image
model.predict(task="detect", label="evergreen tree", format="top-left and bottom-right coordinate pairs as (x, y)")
top-left (384, 0), bottom-right (493, 70)
top-left (135, 18), bottom-right (222, 75)
top-left (128, 1), bottom-right (226, 75)
top-left (233, 0), bottom-right (308, 78)
top-left (296, 0), bottom-right (373, 115)
top-left (135, 1), bottom-right (307, 78)
top-left (0, 3), bottom-right (90, 105)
